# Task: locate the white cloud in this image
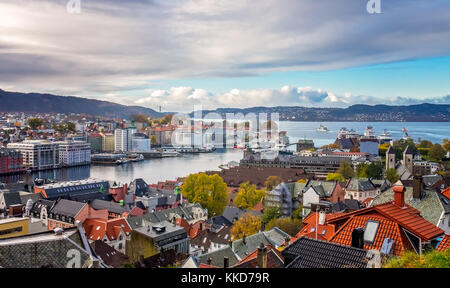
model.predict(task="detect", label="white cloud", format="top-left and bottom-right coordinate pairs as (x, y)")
top-left (133, 85), bottom-right (450, 112)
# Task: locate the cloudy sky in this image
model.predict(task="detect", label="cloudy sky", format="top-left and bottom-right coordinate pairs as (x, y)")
top-left (0, 0), bottom-right (450, 112)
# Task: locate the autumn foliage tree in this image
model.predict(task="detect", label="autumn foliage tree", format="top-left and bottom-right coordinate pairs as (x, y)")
top-left (265, 217), bottom-right (303, 236)
top-left (181, 173), bottom-right (229, 217)
top-left (265, 176), bottom-right (283, 191)
top-left (234, 182), bottom-right (265, 209)
top-left (230, 213), bottom-right (262, 240)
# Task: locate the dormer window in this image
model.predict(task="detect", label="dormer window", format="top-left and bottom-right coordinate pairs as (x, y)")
top-left (364, 220), bottom-right (380, 244)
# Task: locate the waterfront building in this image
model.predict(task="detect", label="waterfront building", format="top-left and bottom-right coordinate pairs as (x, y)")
top-left (7, 140), bottom-right (60, 171)
top-left (0, 148), bottom-right (23, 175)
top-left (101, 133), bottom-right (115, 152)
top-left (240, 151), bottom-right (353, 175)
top-left (131, 133), bottom-right (151, 153)
top-left (87, 133), bottom-right (103, 153)
top-left (55, 140), bottom-right (91, 167)
top-left (114, 127), bottom-right (136, 152)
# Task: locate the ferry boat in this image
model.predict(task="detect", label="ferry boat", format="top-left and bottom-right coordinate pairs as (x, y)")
top-left (127, 153), bottom-right (144, 162)
top-left (162, 149), bottom-right (181, 157)
top-left (337, 127), bottom-right (359, 139)
top-left (378, 129), bottom-right (393, 144)
top-left (364, 125), bottom-right (376, 138)
top-left (317, 125), bottom-right (330, 132)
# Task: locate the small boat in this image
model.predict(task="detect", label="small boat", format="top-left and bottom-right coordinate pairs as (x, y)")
top-left (317, 125), bottom-right (330, 132)
top-left (162, 149), bottom-right (181, 157)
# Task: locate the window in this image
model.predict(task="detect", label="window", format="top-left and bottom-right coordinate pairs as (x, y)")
top-left (364, 220), bottom-right (380, 244)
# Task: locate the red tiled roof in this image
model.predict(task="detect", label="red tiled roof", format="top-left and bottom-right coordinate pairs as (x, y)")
top-left (442, 187), bottom-right (450, 199)
top-left (361, 197), bottom-right (373, 207)
top-left (329, 215), bottom-right (413, 256)
top-left (436, 234), bottom-right (450, 252)
top-left (327, 202), bottom-right (444, 241)
top-left (83, 217), bottom-right (131, 241)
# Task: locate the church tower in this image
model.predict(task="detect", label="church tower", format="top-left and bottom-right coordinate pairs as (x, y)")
top-left (403, 145), bottom-right (414, 173)
top-left (386, 145), bottom-right (395, 171)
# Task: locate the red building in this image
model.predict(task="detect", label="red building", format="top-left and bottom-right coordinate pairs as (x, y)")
top-left (0, 148), bottom-right (23, 175)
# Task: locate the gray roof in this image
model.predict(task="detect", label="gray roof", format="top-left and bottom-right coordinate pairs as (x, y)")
top-left (422, 175), bottom-right (443, 188)
top-left (346, 178), bottom-right (376, 192)
top-left (197, 246), bottom-right (240, 267)
top-left (232, 227), bottom-right (290, 259)
top-left (133, 220), bottom-right (186, 243)
top-left (19, 192), bottom-right (42, 205)
top-left (283, 237), bottom-right (371, 268)
top-left (1, 191), bottom-right (22, 206)
top-left (0, 228), bottom-right (97, 268)
top-left (90, 199), bottom-right (129, 214)
top-left (372, 187), bottom-right (445, 225)
top-left (50, 199), bottom-right (86, 217)
top-left (304, 180), bottom-right (337, 197)
top-left (222, 206), bottom-right (261, 224)
top-left (403, 145), bottom-right (414, 155)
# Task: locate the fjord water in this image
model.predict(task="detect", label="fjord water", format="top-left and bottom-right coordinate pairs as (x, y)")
top-left (2, 121), bottom-right (449, 185)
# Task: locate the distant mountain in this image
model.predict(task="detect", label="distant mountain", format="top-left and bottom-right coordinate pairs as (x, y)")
top-left (0, 89), bottom-right (164, 119)
top-left (1, 88), bottom-right (448, 121)
top-left (192, 103), bottom-right (450, 122)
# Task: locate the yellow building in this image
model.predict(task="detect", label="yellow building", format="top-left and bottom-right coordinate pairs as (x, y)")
top-left (101, 133), bottom-right (115, 152)
top-left (0, 218), bottom-right (29, 239)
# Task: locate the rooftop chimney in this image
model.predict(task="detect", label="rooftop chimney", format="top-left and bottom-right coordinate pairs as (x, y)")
top-left (318, 211), bottom-right (326, 225)
top-left (393, 182), bottom-right (405, 208)
top-left (351, 228), bottom-right (364, 249)
top-left (413, 175), bottom-right (423, 200)
top-left (257, 243), bottom-right (268, 268)
top-left (242, 234), bottom-right (246, 245)
top-left (207, 257), bottom-right (212, 265)
top-left (54, 227), bottom-right (64, 235)
top-left (224, 256), bottom-right (229, 268)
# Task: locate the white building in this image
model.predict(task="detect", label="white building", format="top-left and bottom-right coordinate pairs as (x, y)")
top-left (55, 141), bottom-right (91, 167)
top-left (131, 133), bottom-right (151, 153)
top-left (114, 127), bottom-right (136, 152)
top-left (7, 140), bottom-right (60, 171)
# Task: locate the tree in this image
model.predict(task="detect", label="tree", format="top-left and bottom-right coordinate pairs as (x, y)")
top-left (230, 213), bottom-right (262, 240)
top-left (292, 205), bottom-right (303, 220)
top-left (443, 139), bottom-right (450, 153)
top-left (356, 163), bottom-right (369, 178)
top-left (234, 182), bottom-right (265, 209)
top-left (181, 173), bottom-right (229, 216)
top-left (337, 160), bottom-right (354, 179)
top-left (393, 139), bottom-right (417, 160)
top-left (262, 207), bottom-right (282, 224)
top-left (384, 249), bottom-right (450, 268)
top-left (418, 140), bottom-right (433, 148)
top-left (326, 173), bottom-right (345, 182)
top-left (28, 118), bottom-right (44, 130)
top-left (378, 143), bottom-right (390, 157)
top-left (265, 217), bottom-right (303, 237)
top-left (264, 176), bottom-right (283, 191)
top-left (365, 162), bottom-right (383, 179)
top-left (429, 143), bottom-right (446, 161)
top-left (150, 135), bottom-right (157, 146)
top-left (386, 168), bottom-right (399, 183)
top-left (66, 122), bottom-right (76, 133)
